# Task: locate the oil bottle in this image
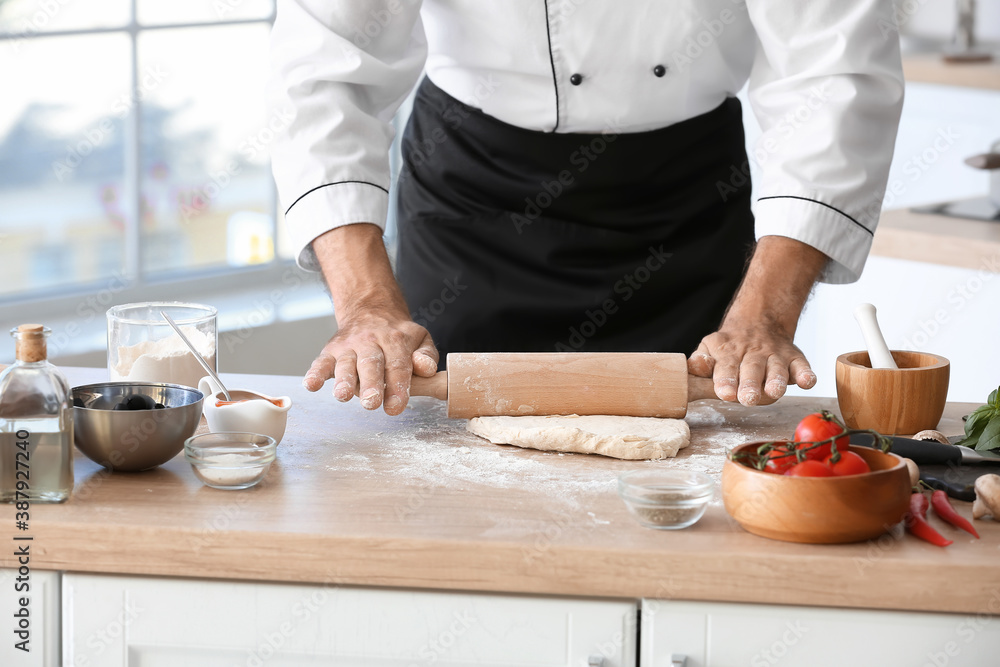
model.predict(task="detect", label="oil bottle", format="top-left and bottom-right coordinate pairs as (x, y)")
top-left (0, 324), bottom-right (73, 503)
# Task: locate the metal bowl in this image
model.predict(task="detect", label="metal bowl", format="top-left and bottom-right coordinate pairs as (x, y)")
top-left (72, 382), bottom-right (204, 472)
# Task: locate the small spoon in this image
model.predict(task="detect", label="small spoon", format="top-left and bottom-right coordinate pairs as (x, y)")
top-left (160, 310), bottom-right (232, 401)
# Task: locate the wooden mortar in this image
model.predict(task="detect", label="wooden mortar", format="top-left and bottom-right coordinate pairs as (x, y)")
top-left (835, 350), bottom-right (950, 435)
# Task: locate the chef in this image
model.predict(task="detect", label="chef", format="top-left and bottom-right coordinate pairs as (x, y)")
top-left (268, 1), bottom-right (904, 415)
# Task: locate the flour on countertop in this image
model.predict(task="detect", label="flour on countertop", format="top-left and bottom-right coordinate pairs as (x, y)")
top-left (322, 400), bottom-right (741, 509)
top-left (661, 429), bottom-right (748, 505)
top-left (394, 437), bottom-right (618, 497)
top-left (329, 427), bottom-right (617, 506)
top-left (685, 402), bottom-right (727, 427)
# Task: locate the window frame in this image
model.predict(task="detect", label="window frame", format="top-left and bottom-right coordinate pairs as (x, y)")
top-left (0, 0), bottom-right (284, 312)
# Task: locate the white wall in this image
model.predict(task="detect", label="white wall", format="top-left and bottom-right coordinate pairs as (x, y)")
top-left (900, 0), bottom-right (1000, 45)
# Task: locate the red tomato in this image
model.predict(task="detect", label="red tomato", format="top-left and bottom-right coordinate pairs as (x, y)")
top-left (763, 447), bottom-right (798, 474)
top-left (794, 412), bottom-right (849, 461)
top-left (824, 451), bottom-right (871, 476)
top-left (784, 460), bottom-right (834, 477)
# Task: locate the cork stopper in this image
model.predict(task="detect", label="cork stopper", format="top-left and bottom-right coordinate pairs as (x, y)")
top-left (14, 324), bottom-right (47, 363)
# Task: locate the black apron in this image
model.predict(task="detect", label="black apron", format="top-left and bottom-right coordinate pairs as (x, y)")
top-left (396, 77), bottom-right (754, 365)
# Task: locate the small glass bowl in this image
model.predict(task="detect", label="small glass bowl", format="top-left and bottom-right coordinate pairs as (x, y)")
top-left (184, 432), bottom-right (276, 490)
top-left (618, 469), bottom-right (715, 530)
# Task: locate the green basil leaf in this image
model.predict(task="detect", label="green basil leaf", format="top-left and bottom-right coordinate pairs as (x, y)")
top-left (991, 387), bottom-right (1000, 409)
top-left (974, 415), bottom-right (1000, 452)
top-left (957, 409), bottom-right (992, 448)
top-left (965, 405), bottom-right (995, 437)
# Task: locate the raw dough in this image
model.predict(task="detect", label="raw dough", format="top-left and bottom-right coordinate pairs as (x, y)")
top-left (466, 415), bottom-right (690, 460)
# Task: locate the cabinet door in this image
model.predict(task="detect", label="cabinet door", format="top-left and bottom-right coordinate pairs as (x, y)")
top-left (63, 573), bottom-right (636, 666)
top-left (641, 599), bottom-right (1000, 667)
top-left (0, 567), bottom-right (60, 667)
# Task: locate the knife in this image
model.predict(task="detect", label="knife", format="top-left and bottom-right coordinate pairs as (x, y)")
top-left (919, 475), bottom-right (977, 502)
top-left (849, 433), bottom-right (1000, 466)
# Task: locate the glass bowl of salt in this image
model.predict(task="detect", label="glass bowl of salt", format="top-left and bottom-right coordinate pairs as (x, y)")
top-left (184, 432), bottom-right (276, 490)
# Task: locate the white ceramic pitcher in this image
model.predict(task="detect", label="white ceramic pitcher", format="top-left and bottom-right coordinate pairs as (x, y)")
top-left (199, 376), bottom-right (292, 445)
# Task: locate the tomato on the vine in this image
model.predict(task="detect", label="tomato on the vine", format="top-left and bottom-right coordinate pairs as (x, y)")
top-left (793, 412), bottom-right (849, 461)
top-left (784, 460), bottom-right (834, 477)
top-left (762, 445), bottom-right (797, 474)
top-left (823, 450), bottom-right (871, 476)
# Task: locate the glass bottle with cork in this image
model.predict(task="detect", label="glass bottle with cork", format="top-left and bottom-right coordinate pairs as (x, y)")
top-left (0, 324), bottom-right (74, 503)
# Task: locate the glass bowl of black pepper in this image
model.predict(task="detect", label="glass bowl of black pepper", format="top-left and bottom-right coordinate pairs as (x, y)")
top-left (617, 469), bottom-right (715, 530)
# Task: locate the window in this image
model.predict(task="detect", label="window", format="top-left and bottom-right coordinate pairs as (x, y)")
top-left (0, 0), bottom-right (287, 302)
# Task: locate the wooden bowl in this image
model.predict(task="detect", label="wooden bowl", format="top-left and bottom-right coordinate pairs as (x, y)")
top-left (835, 350), bottom-right (949, 435)
top-left (721, 443), bottom-right (911, 544)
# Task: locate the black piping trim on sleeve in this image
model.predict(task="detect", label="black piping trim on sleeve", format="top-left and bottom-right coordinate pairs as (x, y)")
top-left (541, 0), bottom-right (560, 132)
top-left (284, 180), bottom-right (390, 216)
top-left (756, 195), bottom-right (873, 237)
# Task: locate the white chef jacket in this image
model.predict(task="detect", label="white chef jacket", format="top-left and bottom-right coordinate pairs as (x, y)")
top-left (268, 0), bottom-right (904, 284)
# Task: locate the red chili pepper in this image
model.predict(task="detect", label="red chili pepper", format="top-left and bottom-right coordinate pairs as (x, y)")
top-left (905, 491), bottom-right (952, 547)
top-left (930, 489), bottom-right (980, 539)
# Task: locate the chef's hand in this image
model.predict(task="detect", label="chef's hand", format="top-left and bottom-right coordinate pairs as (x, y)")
top-left (689, 319), bottom-right (816, 406)
top-left (304, 224), bottom-right (439, 416)
top-left (304, 311), bottom-right (439, 415)
top-left (687, 236), bottom-right (825, 407)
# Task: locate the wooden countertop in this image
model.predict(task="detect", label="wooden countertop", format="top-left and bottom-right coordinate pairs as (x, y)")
top-left (5, 368), bottom-right (997, 614)
top-left (902, 53), bottom-right (1000, 90)
top-left (872, 205), bottom-right (1000, 272)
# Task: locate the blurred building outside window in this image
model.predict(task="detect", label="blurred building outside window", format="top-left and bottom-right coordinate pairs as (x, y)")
top-left (0, 0), bottom-right (292, 308)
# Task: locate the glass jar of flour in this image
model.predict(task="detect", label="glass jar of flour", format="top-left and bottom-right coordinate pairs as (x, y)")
top-left (107, 302), bottom-right (217, 389)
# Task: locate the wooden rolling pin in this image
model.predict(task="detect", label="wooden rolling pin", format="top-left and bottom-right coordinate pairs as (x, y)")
top-left (410, 352), bottom-right (737, 419)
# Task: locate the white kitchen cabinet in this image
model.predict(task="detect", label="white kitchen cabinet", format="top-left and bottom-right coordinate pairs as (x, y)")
top-left (641, 599), bottom-right (1000, 667)
top-left (0, 567), bottom-right (60, 666)
top-left (63, 573), bottom-right (636, 666)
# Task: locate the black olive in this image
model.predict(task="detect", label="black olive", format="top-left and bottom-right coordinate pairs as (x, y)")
top-left (124, 395), bottom-right (155, 410)
top-left (154, 403), bottom-right (165, 409)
